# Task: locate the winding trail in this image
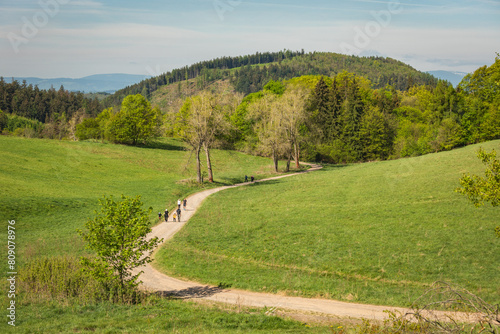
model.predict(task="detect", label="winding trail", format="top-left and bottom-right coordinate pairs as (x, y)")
top-left (134, 165), bottom-right (479, 323)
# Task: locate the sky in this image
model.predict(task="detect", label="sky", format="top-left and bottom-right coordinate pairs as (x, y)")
top-left (1, 0), bottom-right (499, 78)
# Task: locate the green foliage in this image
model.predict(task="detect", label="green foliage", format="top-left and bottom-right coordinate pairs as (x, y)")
top-left (107, 94), bottom-right (162, 145)
top-left (457, 149), bottom-right (499, 207)
top-left (263, 80), bottom-right (286, 95)
top-left (75, 117), bottom-right (101, 140)
top-left (78, 195), bottom-right (162, 298)
top-left (2, 113), bottom-right (44, 137)
top-left (0, 109), bottom-right (7, 131)
top-left (0, 78), bottom-right (101, 123)
top-left (359, 107), bottom-right (395, 160)
top-left (459, 54), bottom-right (500, 104)
top-left (229, 92), bottom-right (262, 151)
top-left (457, 148), bottom-right (500, 238)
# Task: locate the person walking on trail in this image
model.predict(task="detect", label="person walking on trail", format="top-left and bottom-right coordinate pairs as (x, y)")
top-left (164, 209), bottom-right (169, 222)
top-left (183, 199), bottom-right (187, 210)
top-left (176, 208), bottom-right (181, 222)
top-left (172, 212), bottom-right (177, 222)
top-left (251, 175), bottom-right (254, 182)
top-left (177, 199), bottom-right (181, 209)
top-left (245, 175), bottom-right (248, 182)
top-left (158, 212), bottom-right (162, 223)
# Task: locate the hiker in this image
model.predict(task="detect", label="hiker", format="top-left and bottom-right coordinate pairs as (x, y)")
top-left (245, 175), bottom-right (248, 182)
top-left (164, 209), bottom-right (169, 222)
top-left (158, 212), bottom-right (162, 223)
top-left (172, 212), bottom-right (177, 222)
top-left (251, 175), bottom-right (254, 182)
top-left (176, 208), bottom-right (181, 222)
top-left (183, 198), bottom-right (187, 210)
top-left (177, 199), bottom-right (181, 209)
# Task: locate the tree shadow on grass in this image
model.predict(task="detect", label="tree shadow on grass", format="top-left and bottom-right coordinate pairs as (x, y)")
top-left (309, 163), bottom-right (349, 172)
top-left (156, 285), bottom-right (224, 299)
top-left (136, 140), bottom-right (187, 151)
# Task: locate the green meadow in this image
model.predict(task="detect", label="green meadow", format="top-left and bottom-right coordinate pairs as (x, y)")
top-left (1, 136), bottom-right (499, 332)
top-left (155, 140), bottom-right (500, 307)
top-left (1, 136), bottom-right (322, 333)
top-left (8, 298), bottom-right (324, 333)
top-left (0, 136), bottom-right (290, 266)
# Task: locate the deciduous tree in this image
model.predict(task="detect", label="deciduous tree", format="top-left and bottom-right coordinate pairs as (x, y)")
top-left (175, 91), bottom-right (239, 183)
top-left (108, 94), bottom-right (161, 145)
top-left (456, 149), bottom-right (500, 238)
top-left (78, 195), bottom-right (163, 301)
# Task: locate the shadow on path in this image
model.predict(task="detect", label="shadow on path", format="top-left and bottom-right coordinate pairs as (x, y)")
top-left (156, 285), bottom-right (223, 299)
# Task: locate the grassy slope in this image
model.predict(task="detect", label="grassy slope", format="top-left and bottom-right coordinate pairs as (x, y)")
top-left (156, 140), bottom-right (500, 307)
top-left (1, 136), bottom-right (322, 333)
top-left (0, 136), bottom-right (289, 265)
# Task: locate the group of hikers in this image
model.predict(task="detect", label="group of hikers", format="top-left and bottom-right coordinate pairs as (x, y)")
top-left (158, 198), bottom-right (187, 223)
top-left (244, 175), bottom-right (255, 182)
top-left (158, 175), bottom-right (254, 224)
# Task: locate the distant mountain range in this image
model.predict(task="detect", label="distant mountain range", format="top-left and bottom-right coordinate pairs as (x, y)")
top-left (3, 70), bottom-right (469, 94)
top-left (426, 70), bottom-right (469, 87)
top-left (3, 74), bottom-right (150, 94)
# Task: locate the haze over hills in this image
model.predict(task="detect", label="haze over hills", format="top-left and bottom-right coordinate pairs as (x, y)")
top-left (426, 70), bottom-right (468, 87)
top-left (3, 52), bottom-right (468, 95)
top-left (3, 74), bottom-right (150, 94)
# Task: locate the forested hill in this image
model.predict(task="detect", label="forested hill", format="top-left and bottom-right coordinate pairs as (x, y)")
top-left (102, 51), bottom-right (438, 108)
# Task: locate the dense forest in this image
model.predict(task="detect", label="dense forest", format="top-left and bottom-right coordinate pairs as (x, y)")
top-left (0, 78), bottom-right (101, 139)
top-left (102, 51), bottom-right (438, 108)
top-left (225, 54), bottom-right (499, 164)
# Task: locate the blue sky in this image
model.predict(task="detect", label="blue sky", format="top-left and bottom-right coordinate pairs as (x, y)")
top-left (1, 0), bottom-right (499, 78)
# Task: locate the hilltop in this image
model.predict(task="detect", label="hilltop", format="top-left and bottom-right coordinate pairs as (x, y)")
top-left (102, 51), bottom-right (439, 109)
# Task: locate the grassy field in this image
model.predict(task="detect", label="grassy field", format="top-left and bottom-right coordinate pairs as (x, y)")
top-left (0, 136), bottom-right (295, 266)
top-left (5, 297), bottom-right (328, 333)
top-left (1, 136), bottom-right (319, 333)
top-left (155, 140), bottom-right (500, 307)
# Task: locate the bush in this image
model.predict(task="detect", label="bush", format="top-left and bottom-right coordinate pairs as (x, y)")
top-left (76, 117), bottom-right (101, 140)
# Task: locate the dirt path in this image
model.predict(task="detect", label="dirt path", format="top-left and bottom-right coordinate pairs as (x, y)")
top-left (133, 165), bottom-right (474, 323)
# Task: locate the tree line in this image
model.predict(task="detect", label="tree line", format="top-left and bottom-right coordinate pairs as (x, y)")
top-left (0, 78), bottom-right (102, 139)
top-left (172, 55), bottom-right (499, 179)
top-left (2, 54), bottom-right (498, 183)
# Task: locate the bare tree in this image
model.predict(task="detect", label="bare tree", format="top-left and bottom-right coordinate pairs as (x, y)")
top-left (176, 91), bottom-right (242, 183)
top-left (400, 282), bottom-right (499, 334)
top-left (248, 87), bottom-right (307, 173)
top-left (175, 96), bottom-right (205, 183)
top-left (249, 94), bottom-right (285, 172)
top-left (278, 87), bottom-right (308, 171)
